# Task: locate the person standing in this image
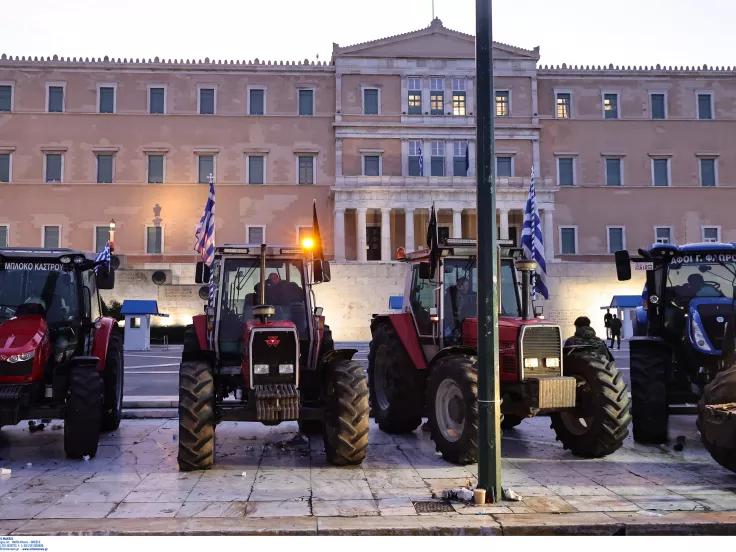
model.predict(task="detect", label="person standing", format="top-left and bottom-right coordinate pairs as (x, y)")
top-left (603, 309), bottom-right (613, 339)
top-left (565, 316), bottom-right (610, 357)
top-left (610, 314), bottom-right (622, 350)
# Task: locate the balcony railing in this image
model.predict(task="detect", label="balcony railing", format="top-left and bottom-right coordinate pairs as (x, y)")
top-left (334, 176), bottom-right (556, 189)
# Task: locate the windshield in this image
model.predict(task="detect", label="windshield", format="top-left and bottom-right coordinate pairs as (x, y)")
top-left (443, 258), bottom-right (521, 322)
top-left (667, 260), bottom-right (736, 303)
top-left (0, 263), bottom-right (79, 324)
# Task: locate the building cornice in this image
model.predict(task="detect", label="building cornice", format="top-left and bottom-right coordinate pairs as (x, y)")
top-left (538, 64), bottom-right (736, 78)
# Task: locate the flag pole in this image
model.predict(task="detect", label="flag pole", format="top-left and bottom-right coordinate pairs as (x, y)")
top-left (475, 0), bottom-right (502, 502)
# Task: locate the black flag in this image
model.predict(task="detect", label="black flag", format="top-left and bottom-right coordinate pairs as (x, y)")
top-left (312, 200), bottom-right (324, 261)
top-left (465, 141), bottom-right (470, 174)
top-left (426, 204), bottom-right (439, 279)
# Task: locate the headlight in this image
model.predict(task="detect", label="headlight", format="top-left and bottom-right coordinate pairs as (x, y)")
top-left (60, 256), bottom-right (71, 264)
top-left (6, 351), bottom-right (35, 363)
top-left (279, 364), bottom-right (294, 374)
top-left (544, 357), bottom-right (560, 368)
top-left (253, 364), bottom-right (270, 375)
top-left (691, 318), bottom-right (711, 351)
top-left (524, 358), bottom-right (539, 369)
top-left (73, 256), bottom-right (84, 264)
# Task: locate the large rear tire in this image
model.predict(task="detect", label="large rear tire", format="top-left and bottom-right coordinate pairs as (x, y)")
top-left (550, 350), bottom-right (631, 457)
top-left (183, 324), bottom-right (199, 353)
top-left (697, 367), bottom-right (736, 473)
top-left (323, 359), bottom-right (370, 466)
top-left (629, 338), bottom-right (671, 443)
top-left (101, 333), bottom-right (124, 431)
top-left (178, 360), bottom-right (215, 471)
top-left (64, 366), bottom-right (103, 459)
top-left (368, 323), bottom-right (425, 433)
top-left (426, 354), bottom-right (478, 465)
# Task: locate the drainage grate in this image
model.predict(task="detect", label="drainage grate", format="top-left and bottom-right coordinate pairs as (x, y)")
top-left (413, 501), bottom-right (455, 514)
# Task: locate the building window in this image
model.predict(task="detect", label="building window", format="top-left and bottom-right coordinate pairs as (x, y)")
top-left (146, 227), bottom-right (163, 254)
top-left (98, 86), bottom-right (115, 114)
top-left (43, 226), bottom-right (60, 248)
top-left (96, 154), bottom-right (114, 183)
top-left (557, 157), bottom-right (574, 186)
top-left (452, 78), bottom-right (466, 116)
top-left (297, 226), bottom-right (312, 244)
top-left (496, 90), bottom-right (510, 117)
top-left (603, 93), bottom-right (619, 119)
top-left (650, 93), bottom-right (666, 119)
top-left (702, 227), bottom-right (720, 243)
top-left (249, 88), bottom-right (265, 115)
top-left (700, 158), bottom-right (716, 187)
top-left (298, 89), bottom-right (313, 116)
top-left (0, 153), bottom-right (10, 182)
top-left (697, 93), bottom-right (713, 120)
top-left (430, 141), bottom-right (445, 176)
top-left (408, 141), bottom-right (422, 176)
top-left (198, 155), bottom-right (215, 184)
top-left (560, 227), bottom-right (577, 254)
top-left (556, 92), bottom-right (571, 119)
top-left (247, 225), bottom-right (265, 245)
top-left (0, 85), bottom-right (11, 112)
top-left (655, 227), bottom-right (671, 244)
top-left (408, 77), bottom-right (422, 115)
top-left (0, 225), bottom-right (7, 247)
top-left (45, 153), bottom-right (63, 183)
top-left (95, 226), bottom-right (110, 252)
top-left (608, 227), bottom-right (625, 254)
top-left (148, 154), bottom-right (164, 183)
top-left (453, 142), bottom-right (468, 177)
top-left (430, 78), bottom-right (444, 115)
top-left (149, 87), bottom-right (165, 114)
top-left (363, 88), bottom-right (379, 115)
top-left (47, 85), bottom-right (64, 113)
top-left (298, 155), bottom-right (314, 185)
top-left (248, 155), bottom-right (265, 184)
top-left (652, 158), bottom-right (669, 186)
top-left (496, 156), bottom-right (513, 178)
top-left (605, 158), bottom-right (622, 186)
top-left (199, 87), bottom-right (215, 115)
top-left (363, 155), bottom-right (381, 177)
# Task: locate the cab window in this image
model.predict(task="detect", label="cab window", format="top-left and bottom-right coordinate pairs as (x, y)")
top-left (83, 271), bottom-right (101, 321)
top-left (410, 264), bottom-right (435, 336)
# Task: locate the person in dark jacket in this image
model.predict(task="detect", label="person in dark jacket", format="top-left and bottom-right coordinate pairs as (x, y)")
top-left (609, 314), bottom-right (623, 349)
top-left (565, 316), bottom-right (610, 357)
top-left (604, 309), bottom-right (613, 339)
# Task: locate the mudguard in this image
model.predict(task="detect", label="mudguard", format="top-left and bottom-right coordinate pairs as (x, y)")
top-left (319, 348), bottom-right (357, 369)
top-left (193, 314), bottom-right (208, 350)
top-left (428, 346), bottom-right (477, 371)
top-left (371, 313), bottom-right (427, 370)
top-left (92, 317), bottom-right (117, 371)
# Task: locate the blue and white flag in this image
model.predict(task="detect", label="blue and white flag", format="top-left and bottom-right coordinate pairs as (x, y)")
top-left (520, 167), bottom-right (549, 300)
top-left (417, 143), bottom-right (423, 175)
top-left (194, 174), bottom-right (216, 305)
top-left (94, 241), bottom-right (111, 275)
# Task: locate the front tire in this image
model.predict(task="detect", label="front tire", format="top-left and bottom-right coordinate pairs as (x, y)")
top-left (368, 323), bottom-right (425, 433)
top-left (550, 350), bottom-right (631, 458)
top-left (629, 338), bottom-right (671, 443)
top-left (323, 359), bottom-right (370, 466)
top-left (64, 366), bottom-right (103, 459)
top-left (101, 333), bottom-right (124, 431)
top-left (697, 367), bottom-right (736, 473)
top-left (426, 354), bottom-right (478, 465)
top-left (178, 360), bottom-right (215, 471)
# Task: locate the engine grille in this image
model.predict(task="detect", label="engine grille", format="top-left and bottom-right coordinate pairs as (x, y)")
top-left (697, 304), bottom-right (732, 351)
top-left (249, 329), bottom-right (299, 385)
top-left (0, 359), bottom-right (33, 377)
top-left (520, 325), bottom-right (562, 379)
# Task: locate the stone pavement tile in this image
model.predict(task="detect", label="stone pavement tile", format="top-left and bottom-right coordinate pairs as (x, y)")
top-left (186, 478), bottom-right (254, 502)
top-left (0, 521), bottom-right (27, 535)
top-left (588, 474), bottom-right (651, 486)
top-left (247, 499), bottom-right (311, 518)
top-left (317, 514), bottom-right (501, 536)
top-left (561, 495), bottom-right (639, 512)
top-left (663, 483), bottom-right (733, 495)
top-left (1, 490), bottom-right (64, 505)
top-left (522, 496), bottom-right (578, 513)
top-left (680, 491), bottom-right (736, 511)
top-left (248, 488), bottom-right (311, 502)
top-left (603, 484), bottom-right (668, 496)
top-left (133, 472), bottom-right (202, 491)
top-left (15, 474), bottom-right (88, 493)
top-left (310, 467), bottom-right (366, 480)
top-left (415, 467), bottom-right (474, 479)
top-left (83, 473), bottom-right (145, 485)
top-left (0, 474), bottom-right (37, 499)
top-left (451, 502), bottom-right (514, 515)
top-left (312, 499), bottom-right (380, 517)
top-left (14, 518), bottom-right (191, 536)
top-left (371, 487), bottom-right (434, 500)
top-left (364, 469), bottom-right (426, 489)
top-left (186, 516), bottom-right (318, 535)
top-left (362, 451), bottom-right (412, 470)
top-left (34, 501), bottom-right (116, 519)
top-left (124, 490), bottom-right (191, 503)
top-left (0, 502), bottom-right (52, 520)
top-left (175, 501), bottom-right (248, 518)
top-left (377, 498), bottom-right (417, 516)
top-left (107, 502), bottom-right (183, 518)
top-left (606, 511), bottom-right (736, 535)
top-left (623, 493), bottom-right (705, 511)
top-left (312, 478), bottom-right (372, 500)
top-left (493, 512), bottom-right (621, 536)
top-left (546, 484), bottom-right (616, 496)
top-left (56, 482), bottom-right (139, 503)
top-left (532, 474), bottom-right (597, 486)
top-left (258, 454), bottom-right (311, 470)
top-left (254, 469), bottom-right (310, 489)
top-left (505, 502), bottom-right (537, 514)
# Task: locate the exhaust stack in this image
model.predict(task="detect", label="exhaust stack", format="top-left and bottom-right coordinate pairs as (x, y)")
top-left (254, 244), bottom-right (275, 324)
top-left (515, 259), bottom-right (537, 321)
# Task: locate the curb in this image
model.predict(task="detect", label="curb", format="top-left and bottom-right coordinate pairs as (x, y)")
top-left (123, 396), bottom-right (178, 409)
top-left (122, 408), bottom-right (177, 419)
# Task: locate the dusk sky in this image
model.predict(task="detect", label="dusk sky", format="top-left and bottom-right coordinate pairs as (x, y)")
top-left (1, 0), bottom-right (733, 67)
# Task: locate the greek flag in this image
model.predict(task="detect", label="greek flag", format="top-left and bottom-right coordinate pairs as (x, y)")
top-left (94, 241), bottom-right (111, 275)
top-left (194, 175), bottom-right (216, 305)
top-left (417, 143), bottom-right (423, 175)
top-left (520, 167), bottom-right (549, 300)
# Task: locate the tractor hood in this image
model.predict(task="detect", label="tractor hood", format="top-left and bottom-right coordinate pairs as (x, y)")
top-left (0, 315), bottom-right (47, 359)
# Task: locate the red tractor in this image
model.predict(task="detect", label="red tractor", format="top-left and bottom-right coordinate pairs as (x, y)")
top-left (179, 241), bottom-right (369, 471)
top-left (368, 239), bottom-right (631, 464)
top-left (0, 248), bottom-right (122, 458)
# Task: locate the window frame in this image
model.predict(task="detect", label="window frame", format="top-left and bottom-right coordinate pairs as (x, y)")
top-left (197, 85), bottom-right (217, 115)
top-left (696, 90), bottom-right (714, 120)
top-left (362, 86), bottom-right (380, 115)
top-left (495, 89), bottom-right (511, 117)
top-left (145, 225), bottom-right (165, 254)
top-left (701, 226), bottom-right (721, 243)
top-left (296, 154), bottom-right (316, 185)
top-left (554, 89), bottom-right (572, 119)
top-left (96, 83), bottom-right (117, 114)
top-left (606, 226), bottom-right (626, 254)
top-left (407, 77), bottom-right (422, 115)
top-left (429, 77), bottom-right (444, 116)
top-left (430, 141), bottom-right (445, 177)
top-left (146, 153), bottom-right (166, 184)
top-left (0, 151), bottom-right (12, 183)
top-left (197, 154), bottom-right (216, 184)
top-left (44, 152), bottom-right (64, 183)
top-left (247, 86), bottom-right (267, 116)
top-left (94, 225), bottom-right (111, 252)
top-left (602, 90), bottom-right (620, 119)
top-left (408, 140), bottom-right (422, 176)
top-left (496, 155), bottom-right (514, 178)
top-left (147, 84), bottom-right (168, 115)
top-left (559, 226), bottom-right (578, 255)
top-left (0, 82), bottom-right (14, 112)
top-left (46, 82), bottom-right (66, 113)
top-left (42, 224), bottom-right (62, 248)
top-left (649, 90), bottom-right (667, 120)
top-left (452, 141), bottom-right (468, 177)
top-left (362, 154), bottom-right (382, 177)
top-left (604, 156), bottom-right (624, 186)
top-left (297, 88), bottom-right (315, 116)
top-left (651, 157), bottom-right (671, 187)
top-left (246, 154), bottom-right (266, 184)
top-left (698, 156), bottom-right (718, 187)
top-left (556, 155), bottom-right (576, 186)
top-left (0, 223), bottom-right (9, 247)
top-left (654, 226), bottom-right (672, 245)
top-left (246, 224), bottom-right (267, 245)
top-left (95, 153), bottom-right (115, 183)
top-left (296, 225), bottom-right (312, 244)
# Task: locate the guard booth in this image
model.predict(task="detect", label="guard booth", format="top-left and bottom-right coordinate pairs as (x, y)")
top-left (120, 300), bottom-right (168, 351)
top-left (601, 295), bottom-right (643, 339)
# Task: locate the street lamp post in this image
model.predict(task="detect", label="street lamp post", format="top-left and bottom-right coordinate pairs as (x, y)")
top-left (109, 218), bottom-right (116, 253)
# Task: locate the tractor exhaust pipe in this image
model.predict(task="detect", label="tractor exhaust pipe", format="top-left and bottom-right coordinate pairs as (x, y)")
top-left (254, 244), bottom-right (275, 324)
top-left (515, 259), bottom-right (537, 321)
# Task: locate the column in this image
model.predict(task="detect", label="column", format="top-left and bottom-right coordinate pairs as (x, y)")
top-left (452, 209), bottom-right (463, 239)
top-left (380, 208), bottom-right (391, 261)
top-left (468, 141), bottom-right (476, 177)
top-left (499, 209), bottom-right (510, 240)
top-left (531, 76), bottom-right (539, 125)
top-left (335, 138), bottom-right (343, 177)
top-left (467, 77), bottom-right (475, 116)
top-left (401, 140), bottom-right (409, 176)
top-left (405, 208), bottom-right (415, 252)
top-left (335, 74), bottom-right (342, 122)
top-left (445, 140), bottom-right (453, 177)
top-left (400, 77), bottom-right (408, 114)
top-left (423, 140), bottom-right (432, 177)
top-left (444, 77), bottom-right (453, 116)
top-left (334, 208), bottom-right (345, 261)
top-left (357, 208), bottom-right (368, 262)
top-left (532, 138), bottom-right (541, 179)
top-left (421, 77), bottom-right (430, 116)
top-left (542, 208), bottom-right (554, 261)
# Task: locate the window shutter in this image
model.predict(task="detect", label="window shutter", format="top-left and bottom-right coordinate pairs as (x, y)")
top-left (148, 155), bottom-right (164, 183)
top-left (250, 89), bottom-right (264, 115)
top-left (150, 88), bottom-right (165, 114)
top-left (0, 154), bottom-right (9, 182)
top-left (249, 156), bottom-right (264, 184)
top-left (364, 89), bottom-right (378, 114)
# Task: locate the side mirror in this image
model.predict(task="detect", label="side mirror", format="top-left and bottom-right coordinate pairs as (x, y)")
top-left (534, 305), bottom-right (543, 317)
top-left (313, 259), bottom-right (331, 283)
top-left (195, 261), bottom-right (211, 284)
top-left (96, 266), bottom-right (115, 290)
top-left (419, 262), bottom-right (431, 280)
top-left (614, 250), bottom-right (632, 281)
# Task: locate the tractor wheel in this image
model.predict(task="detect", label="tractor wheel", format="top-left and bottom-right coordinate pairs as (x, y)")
top-left (501, 414), bottom-right (524, 430)
top-left (178, 360), bottom-right (215, 471)
top-left (697, 367), bottom-right (736, 473)
top-left (368, 323), bottom-right (425, 433)
top-left (426, 354), bottom-right (478, 465)
top-left (323, 359), bottom-right (370, 466)
top-left (298, 419), bottom-right (324, 435)
top-left (101, 333), bottom-right (124, 431)
top-left (64, 366), bottom-right (103, 459)
top-left (550, 350), bottom-right (631, 458)
top-left (183, 324), bottom-right (200, 353)
top-left (629, 338), bottom-right (670, 444)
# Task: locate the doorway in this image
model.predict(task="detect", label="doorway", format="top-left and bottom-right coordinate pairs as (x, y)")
top-left (367, 226), bottom-right (381, 261)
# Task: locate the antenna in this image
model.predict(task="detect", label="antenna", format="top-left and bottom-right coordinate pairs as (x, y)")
top-left (432, 0), bottom-right (435, 19)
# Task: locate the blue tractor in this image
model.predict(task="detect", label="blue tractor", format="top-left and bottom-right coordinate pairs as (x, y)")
top-left (615, 242), bottom-right (736, 472)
